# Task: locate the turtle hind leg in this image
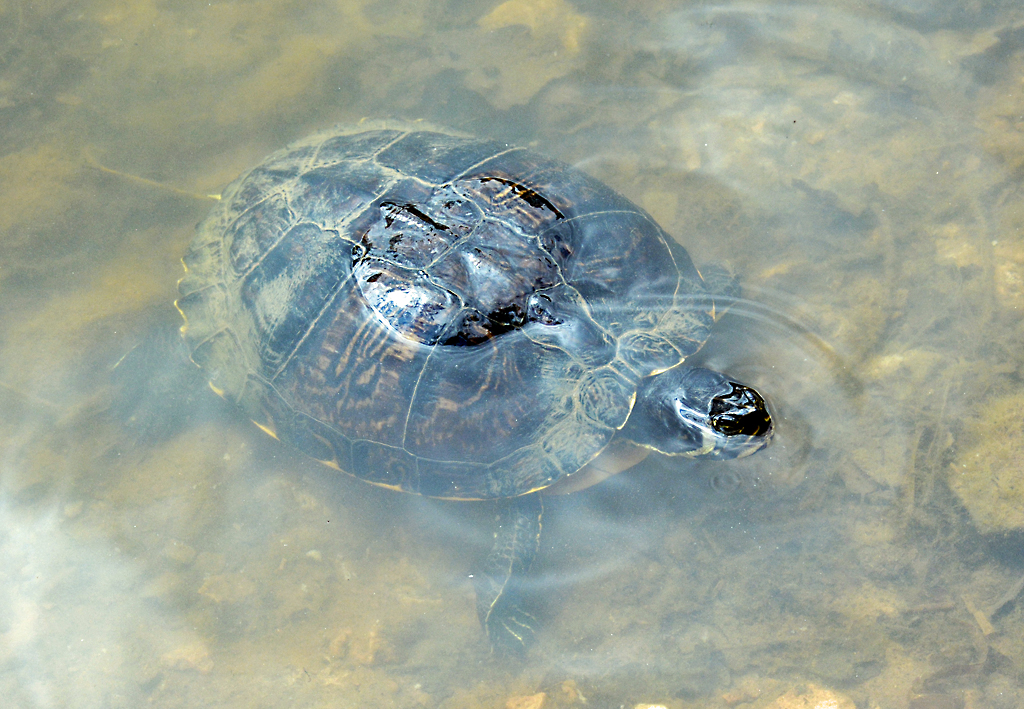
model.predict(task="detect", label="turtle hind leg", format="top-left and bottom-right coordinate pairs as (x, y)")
top-left (473, 493), bottom-right (543, 655)
top-left (109, 306), bottom-right (224, 443)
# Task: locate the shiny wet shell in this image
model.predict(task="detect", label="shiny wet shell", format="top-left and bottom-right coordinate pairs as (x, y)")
top-left (176, 125), bottom-right (713, 499)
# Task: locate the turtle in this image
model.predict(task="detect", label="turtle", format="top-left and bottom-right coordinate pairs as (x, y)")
top-left (175, 123), bottom-right (773, 654)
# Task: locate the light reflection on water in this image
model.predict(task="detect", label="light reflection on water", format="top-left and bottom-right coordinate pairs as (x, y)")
top-left (1, 0), bottom-right (1024, 707)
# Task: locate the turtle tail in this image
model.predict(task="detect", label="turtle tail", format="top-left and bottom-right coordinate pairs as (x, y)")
top-left (473, 493), bottom-right (543, 655)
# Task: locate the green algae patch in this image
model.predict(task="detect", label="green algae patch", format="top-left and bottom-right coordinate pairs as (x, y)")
top-left (950, 392), bottom-right (1024, 533)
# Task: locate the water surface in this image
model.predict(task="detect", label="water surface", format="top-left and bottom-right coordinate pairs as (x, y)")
top-left (2, 0), bottom-right (1024, 707)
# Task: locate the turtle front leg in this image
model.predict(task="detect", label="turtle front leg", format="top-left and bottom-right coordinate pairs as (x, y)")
top-left (473, 493), bottom-right (543, 655)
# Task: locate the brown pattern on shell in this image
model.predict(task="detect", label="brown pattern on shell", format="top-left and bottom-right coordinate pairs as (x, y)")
top-left (177, 125), bottom-right (715, 498)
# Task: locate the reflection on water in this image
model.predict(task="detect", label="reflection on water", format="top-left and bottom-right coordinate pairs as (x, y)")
top-left (2, 0), bottom-right (1024, 707)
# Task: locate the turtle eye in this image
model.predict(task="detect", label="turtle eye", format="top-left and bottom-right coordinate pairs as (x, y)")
top-left (709, 384), bottom-right (772, 437)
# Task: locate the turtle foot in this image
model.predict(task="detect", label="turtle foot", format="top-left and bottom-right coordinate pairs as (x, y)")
top-left (485, 599), bottom-right (538, 656)
top-left (473, 493), bottom-right (543, 655)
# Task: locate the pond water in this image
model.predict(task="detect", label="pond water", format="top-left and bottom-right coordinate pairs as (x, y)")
top-left (2, 0), bottom-right (1024, 707)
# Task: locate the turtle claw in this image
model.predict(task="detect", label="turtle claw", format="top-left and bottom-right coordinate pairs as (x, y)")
top-left (487, 602), bottom-right (538, 656)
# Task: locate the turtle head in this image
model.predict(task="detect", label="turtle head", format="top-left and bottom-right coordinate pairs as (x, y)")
top-left (622, 365), bottom-right (772, 459)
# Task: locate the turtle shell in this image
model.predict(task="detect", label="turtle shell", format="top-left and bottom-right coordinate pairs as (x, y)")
top-left (176, 125), bottom-right (714, 499)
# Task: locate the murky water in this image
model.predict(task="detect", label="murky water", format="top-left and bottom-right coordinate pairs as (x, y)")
top-left (2, 0), bottom-right (1024, 707)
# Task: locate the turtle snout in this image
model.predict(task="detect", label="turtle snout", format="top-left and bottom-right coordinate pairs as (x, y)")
top-left (709, 383), bottom-right (772, 438)
top-left (621, 365), bottom-right (773, 459)
top-left (693, 377), bottom-right (773, 459)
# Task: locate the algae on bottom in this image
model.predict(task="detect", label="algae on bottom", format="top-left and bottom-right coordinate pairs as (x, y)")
top-left (949, 391), bottom-right (1024, 533)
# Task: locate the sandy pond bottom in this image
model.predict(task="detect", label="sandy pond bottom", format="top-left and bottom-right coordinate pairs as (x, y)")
top-left (3, 0), bottom-right (1024, 707)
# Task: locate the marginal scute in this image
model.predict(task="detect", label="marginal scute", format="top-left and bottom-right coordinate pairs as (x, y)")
top-left (488, 444), bottom-right (566, 496)
top-left (228, 165), bottom-right (300, 220)
top-left (178, 125), bottom-right (716, 499)
top-left (188, 327), bottom-right (248, 401)
top-left (312, 129), bottom-right (404, 167)
top-left (256, 143), bottom-right (319, 177)
top-left (227, 194), bottom-right (294, 274)
top-left (417, 458), bottom-right (492, 498)
top-left (179, 238), bottom-right (223, 285)
top-left (376, 130), bottom-right (508, 183)
top-left (351, 440), bottom-right (419, 492)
